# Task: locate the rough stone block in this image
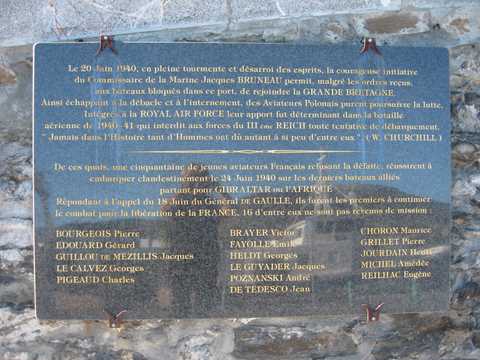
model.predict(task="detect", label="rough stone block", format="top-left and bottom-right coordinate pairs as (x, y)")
top-left (276, 0), bottom-right (401, 17)
top-left (0, 273), bottom-right (33, 308)
top-left (357, 10), bottom-right (431, 35)
top-left (0, 219), bottom-right (32, 248)
top-left (230, 0), bottom-right (283, 21)
top-left (0, 51), bottom-right (32, 144)
top-left (402, 0), bottom-right (480, 9)
top-left (0, 0), bottom-right (34, 46)
top-left (234, 325), bottom-right (357, 359)
top-left (162, 0), bottom-right (227, 27)
top-left (34, 0), bottom-right (166, 40)
top-left (0, 65), bottom-right (16, 85)
top-left (450, 44), bottom-right (480, 92)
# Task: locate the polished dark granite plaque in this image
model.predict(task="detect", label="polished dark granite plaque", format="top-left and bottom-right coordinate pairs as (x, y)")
top-left (34, 42), bottom-right (450, 319)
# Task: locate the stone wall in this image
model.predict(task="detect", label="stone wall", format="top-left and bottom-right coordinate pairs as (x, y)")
top-left (1, 1), bottom-right (480, 359)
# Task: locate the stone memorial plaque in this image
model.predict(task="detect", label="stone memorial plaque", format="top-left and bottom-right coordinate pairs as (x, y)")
top-left (34, 42), bottom-right (450, 319)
